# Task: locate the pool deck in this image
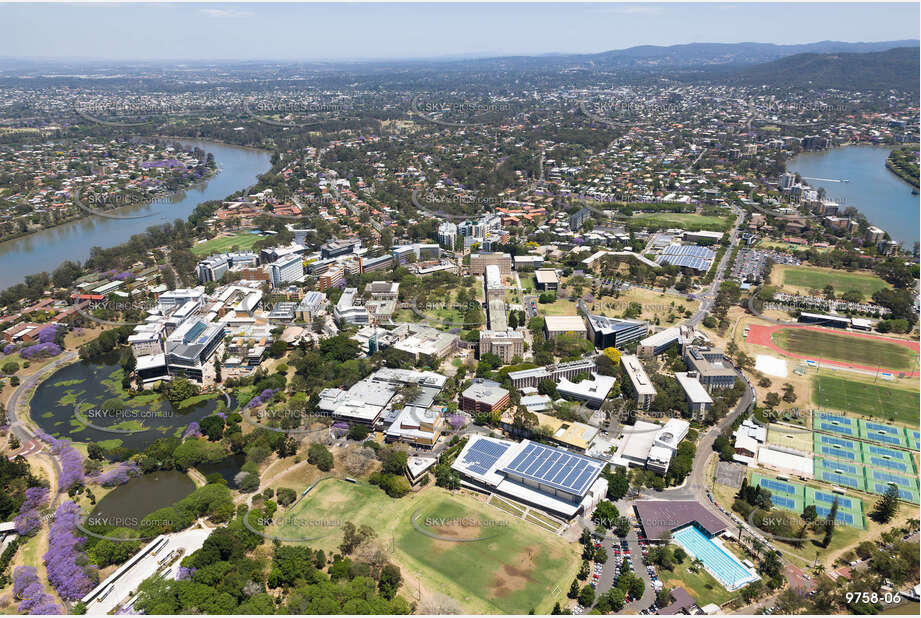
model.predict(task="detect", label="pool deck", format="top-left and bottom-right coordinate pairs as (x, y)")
top-left (672, 525), bottom-right (760, 592)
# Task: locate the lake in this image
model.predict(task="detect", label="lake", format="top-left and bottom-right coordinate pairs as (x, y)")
top-left (89, 470), bottom-right (196, 527)
top-left (788, 145), bottom-right (920, 247)
top-left (0, 139), bottom-right (271, 290)
top-left (30, 354), bottom-right (226, 450)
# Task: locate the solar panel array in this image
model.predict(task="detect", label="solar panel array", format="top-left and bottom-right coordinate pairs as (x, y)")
top-left (655, 246), bottom-right (714, 271)
top-left (502, 442), bottom-right (601, 495)
top-left (459, 439), bottom-right (511, 476)
top-left (661, 245), bottom-right (716, 259)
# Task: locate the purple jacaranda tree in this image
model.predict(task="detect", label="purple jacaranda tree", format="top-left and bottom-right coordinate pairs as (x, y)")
top-left (14, 487), bottom-right (49, 535)
top-left (2, 343), bottom-right (17, 355)
top-left (331, 422), bottom-right (349, 438)
top-left (13, 566), bottom-right (63, 615)
top-left (91, 461), bottom-right (140, 487)
top-left (37, 324), bottom-right (59, 344)
top-left (43, 501), bottom-right (94, 601)
top-left (20, 342), bottom-right (63, 359)
top-left (38, 434), bottom-right (84, 491)
top-left (247, 388), bottom-right (277, 409)
top-left (182, 422), bottom-right (201, 439)
top-left (175, 566), bottom-right (195, 581)
top-left (447, 413), bottom-right (468, 430)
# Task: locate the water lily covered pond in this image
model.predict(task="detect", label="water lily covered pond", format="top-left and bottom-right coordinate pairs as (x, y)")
top-left (31, 356), bottom-right (226, 451)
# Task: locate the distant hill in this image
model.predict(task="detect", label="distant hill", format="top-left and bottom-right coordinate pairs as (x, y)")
top-left (727, 46), bottom-right (920, 91)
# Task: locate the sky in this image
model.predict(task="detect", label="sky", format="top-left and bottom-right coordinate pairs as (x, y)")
top-left (1, 2), bottom-right (918, 62)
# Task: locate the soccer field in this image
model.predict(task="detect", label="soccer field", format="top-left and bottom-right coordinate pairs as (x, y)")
top-left (813, 375), bottom-right (920, 427)
top-left (271, 479), bottom-right (578, 613)
top-left (772, 328), bottom-right (916, 372)
top-left (191, 233), bottom-right (264, 255)
top-left (630, 212), bottom-right (730, 232)
top-left (780, 266), bottom-right (890, 297)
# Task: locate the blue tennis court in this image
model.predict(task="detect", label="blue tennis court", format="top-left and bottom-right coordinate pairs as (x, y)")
top-left (819, 445), bottom-right (856, 460)
top-left (771, 495), bottom-right (797, 509)
top-left (820, 422), bottom-right (854, 436)
top-left (870, 469), bottom-right (914, 489)
top-left (870, 457), bottom-right (908, 472)
top-left (820, 471), bottom-right (861, 489)
top-left (820, 434), bottom-right (858, 449)
top-left (817, 459), bottom-right (858, 475)
top-left (814, 505), bottom-right (854, 525)
top-left (874, 483), bottom-right (916, 501)
top-left (812, 491), bottom-right (853, 509)
top-left (759, 478), bottom-right (796, 495)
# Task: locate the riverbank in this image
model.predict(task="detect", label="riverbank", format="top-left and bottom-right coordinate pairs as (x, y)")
top-left (789, 144), bottom-right (920, 247)
top-left (885, 144), bottom-right (920, 188)
top-left (0, 139), bottom-right (272, 291)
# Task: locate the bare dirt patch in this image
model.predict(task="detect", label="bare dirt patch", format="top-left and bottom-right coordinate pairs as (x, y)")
top-left (489, 548), bottom-right (538, 598)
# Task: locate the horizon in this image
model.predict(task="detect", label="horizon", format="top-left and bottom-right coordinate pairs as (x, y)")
top-left (1, 3), bottom-right (918, 62)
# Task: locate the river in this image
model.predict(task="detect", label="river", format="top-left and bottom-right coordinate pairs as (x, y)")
top-left (788, 145), bottom-right (920, 248)
top-left (0, 139), bottom-right (272, 290)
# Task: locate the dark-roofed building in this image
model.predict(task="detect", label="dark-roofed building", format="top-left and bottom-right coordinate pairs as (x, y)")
top-left (658, 587), bottom-right (698, 615)
top-left (633, 500), bottom-right (728, 541)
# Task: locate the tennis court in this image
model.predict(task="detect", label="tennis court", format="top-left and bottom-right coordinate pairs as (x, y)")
top-left (859, 420), bottom-right (909, 449)
top-left (814, 458), bottom-right (864, 490)
top-left (813, 433), bottom-right (862, 463)
top-left (910, 430), bottom-right (920, 451)
top-left (860, 443), bottom-right (915, 474)
top-left (813, 411), bottom-right (859, 437)
top-left (804, 487), bottom-right (865, 529)
top-left (752, 473), bottom-right (805, 512)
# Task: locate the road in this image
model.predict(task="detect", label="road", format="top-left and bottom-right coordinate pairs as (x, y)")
top-left (686, 204), bottom-right (745, 327)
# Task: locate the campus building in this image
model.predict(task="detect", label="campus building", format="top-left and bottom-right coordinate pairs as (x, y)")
top-left (479, 329), bottom-right (524, 364)
top-left (585, 314), bottom-right (648, 349)
top-left (682, 345), bottom-right (736, 390)
top-left (674, 372), bottom-right (713, 418)
top-left (461, 379), bottom-right (510, 414)
top-left (544, 315), bottom-right (587, 339)
top-left (506, 358), bottom-right (597, 389)
top-left (469, 252), bottom-right (513, 275)
top-left (451, 435), bottom-right (608, 520)
top-left (621, 354), bottom-right (656, 410)
top-left (268, 254), bottom-right (304, 288)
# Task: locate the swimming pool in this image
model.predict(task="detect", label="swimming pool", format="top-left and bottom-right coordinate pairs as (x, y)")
top-left (671, 525), bottom-right (759, 591)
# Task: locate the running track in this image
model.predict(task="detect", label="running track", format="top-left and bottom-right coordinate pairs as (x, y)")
top-left (746, 324), bottom-right (920, 377)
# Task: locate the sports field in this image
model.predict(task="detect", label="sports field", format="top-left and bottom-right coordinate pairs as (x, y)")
top-left (630, 212), bottom-right (730, 232)
top-left (771, 328), bottom-right (917, 372)
top-left (778, 265), bottom-right (891, 297)
top-left (271, 479), bottom-right (578, 613)
top-left (813, 375), bottom-right (920, 427)
top-left (191, 232), bottom-right (264, 255)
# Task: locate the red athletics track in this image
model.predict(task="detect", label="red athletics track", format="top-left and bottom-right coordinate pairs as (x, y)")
top-left (746, 323), bottom-right (921, 377)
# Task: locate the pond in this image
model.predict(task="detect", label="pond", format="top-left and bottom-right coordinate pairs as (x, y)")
top-left (30, 354), bottom-right (228, 451)
top-left (88, 470), bottom-right (196, 527)
top-left (196, 452), bottom-right (247, 487)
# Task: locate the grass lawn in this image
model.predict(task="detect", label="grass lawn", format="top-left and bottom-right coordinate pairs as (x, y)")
top-left (631, 212), bottom-right (730, 232)
top-left (777, 265), bottom-right (891, 297)
top-left (191, 232), bottom-right (263, 256)
top-left (519, 273), bottom-right (537, 293)
top-left (813, 374), bottom-right (920, 427)
top-left (540, 298), bottom-right (581, 316)
top-left (658, 552), bottom-right (736, 607)
top-left (771, 328), bottom-right (917, 372)
top-left (272, 480), bottom-right (578, 613)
